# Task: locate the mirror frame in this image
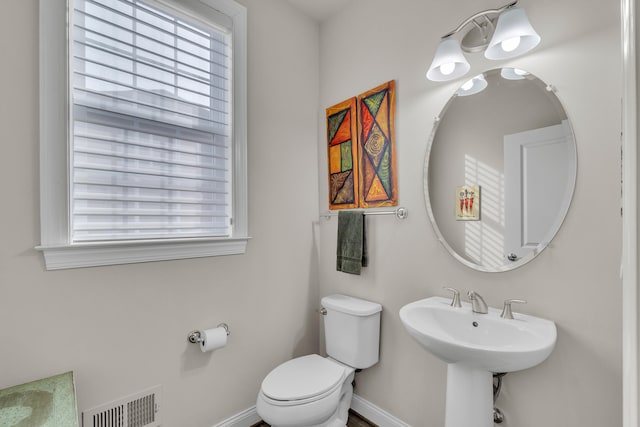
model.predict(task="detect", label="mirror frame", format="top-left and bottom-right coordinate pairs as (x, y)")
top-left (423, 68), bottom-right (577, 272)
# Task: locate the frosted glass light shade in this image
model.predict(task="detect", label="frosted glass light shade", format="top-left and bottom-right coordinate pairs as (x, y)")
top-left (500, 67), bottom-right (529, 80)
top-left (485, 7), bottom-right (540, 60)
top-left (456, 74), bottom-right (488, 96)
top-left (427, 38), bottom-right (471, 82)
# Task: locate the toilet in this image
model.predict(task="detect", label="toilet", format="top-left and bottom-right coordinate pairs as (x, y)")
top-left (256, 294), bottom-right (382, 427)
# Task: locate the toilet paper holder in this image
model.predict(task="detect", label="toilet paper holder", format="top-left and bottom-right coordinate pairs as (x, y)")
top-left (187, 323), bottom-right (230, 344)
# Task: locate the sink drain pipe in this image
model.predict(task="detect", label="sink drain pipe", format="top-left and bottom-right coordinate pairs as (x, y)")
top-left (493, 372), bottom-right (506, 424)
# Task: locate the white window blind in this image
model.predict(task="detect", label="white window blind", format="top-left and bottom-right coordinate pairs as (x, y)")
top-left (71, 0), bottom-right (232, 242)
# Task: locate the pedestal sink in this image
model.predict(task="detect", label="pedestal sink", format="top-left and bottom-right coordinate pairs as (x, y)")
top-left (399, 296), bottom-right (556, 427)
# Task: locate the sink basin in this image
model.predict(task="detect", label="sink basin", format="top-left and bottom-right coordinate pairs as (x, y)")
top-left (399, 296), bottom-right (556, 372)
top-left (399, 296), bottom-right (557, 427)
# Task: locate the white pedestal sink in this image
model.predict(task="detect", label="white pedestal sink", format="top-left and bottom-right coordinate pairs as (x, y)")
top-left (399, 296), bottom-right (557, 427)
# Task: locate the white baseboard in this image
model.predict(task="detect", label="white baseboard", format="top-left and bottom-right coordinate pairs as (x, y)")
top-left (212, 394), bottom-right (409, 427)
top-left (350, 394), bottom-right (411, 427)
top-left (213, 406), bottom-right (261, 427)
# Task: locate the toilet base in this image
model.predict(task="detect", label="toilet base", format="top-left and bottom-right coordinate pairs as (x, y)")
top-left (317, 374), bottom-right (353, 427)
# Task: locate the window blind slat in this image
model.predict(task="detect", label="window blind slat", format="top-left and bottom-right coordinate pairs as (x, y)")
top-left (73, 11), bottom-right (230, 71)
top-left (74, 154), bottom-right (228, 182)
top-left (74, 86), bottom-right (229, 123)
top-left (73, 94), bottom-right (229, 136)
top-left (74, 110), bottom-right (229, 146)
top-left (74, 205), bottom-right (228, 217)
top-left (73, 53), bottom-right (229, 102)
top-left (72, 39), bottom-right (230, 91)
top-left (79, 0), bottom-right (230, 51)
top-left (74, 183), bottom-right (228, 204)
top-left (74, 136), bottom-right (228, 167)
top-left (72, 71), bottom-right (228, 119)
top-left (74, 217), bottom-right (229, 225)
top-left (74, 28), bottom-right (217, 82)
top-left (74, 197), bottom-right (227, 207)
top-left (73, 168), bottom-right (228, 190)
top-left (73, 133), bottom-right (228, 162)
top-left (72, 228), bottom-right (230, 242)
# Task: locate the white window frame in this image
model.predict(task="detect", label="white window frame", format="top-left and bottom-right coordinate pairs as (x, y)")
top-left (37, 0), bottom-right (248, 270)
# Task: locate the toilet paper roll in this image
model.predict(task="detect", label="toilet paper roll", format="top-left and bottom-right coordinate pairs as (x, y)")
top-left (199, 326), bottom-right (228, 353)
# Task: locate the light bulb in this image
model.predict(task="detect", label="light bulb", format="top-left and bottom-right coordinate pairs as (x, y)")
top-left (461, 79), bottom-right (474, 91)
top-left (501, 36), bottom-right (521, 53)
top-left (440, 62), bottom-right (456, 76)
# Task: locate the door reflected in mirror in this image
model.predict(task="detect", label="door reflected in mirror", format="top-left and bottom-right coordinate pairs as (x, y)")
top-left (425, 68), bottom-right (576, 272)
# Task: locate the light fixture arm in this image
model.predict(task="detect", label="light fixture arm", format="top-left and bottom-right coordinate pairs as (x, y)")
top-left (441, 1), bottom-right (518, 39)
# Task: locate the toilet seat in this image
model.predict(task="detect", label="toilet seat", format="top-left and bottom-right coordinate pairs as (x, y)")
top-left (260, 354), bottom-right (346, 405)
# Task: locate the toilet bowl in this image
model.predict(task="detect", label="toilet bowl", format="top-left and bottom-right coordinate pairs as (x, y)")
top-left (256, 294), bottom-right (382, 427)
top-left (256, 355), bottom-right (355, 427)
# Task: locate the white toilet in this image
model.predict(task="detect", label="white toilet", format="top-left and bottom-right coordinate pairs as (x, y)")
top-left (256, 294), bottom-right (382, 427)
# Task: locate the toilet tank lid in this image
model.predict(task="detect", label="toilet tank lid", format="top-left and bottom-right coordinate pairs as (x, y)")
top-left (321, 294), bottom-right (382, 316)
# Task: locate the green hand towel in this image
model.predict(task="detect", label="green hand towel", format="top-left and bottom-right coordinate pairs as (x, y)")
top-left (336, 210), bottom-right (367, 275)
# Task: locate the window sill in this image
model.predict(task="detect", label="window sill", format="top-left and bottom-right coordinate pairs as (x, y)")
top-left (36, 237), bottom-right (249, 270)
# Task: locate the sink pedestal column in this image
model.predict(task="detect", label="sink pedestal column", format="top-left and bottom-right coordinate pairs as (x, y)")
top-left (445, 364), bottom-right (493, 427)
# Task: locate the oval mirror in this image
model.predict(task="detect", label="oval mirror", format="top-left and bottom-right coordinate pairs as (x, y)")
top-left (424, 68), bottom-right (576, 272)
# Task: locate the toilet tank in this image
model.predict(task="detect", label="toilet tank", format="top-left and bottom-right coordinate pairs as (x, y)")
top-left (321, 294), bottom-right (382, 369)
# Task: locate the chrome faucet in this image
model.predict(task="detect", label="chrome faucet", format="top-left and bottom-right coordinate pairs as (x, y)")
top-left (467, 291), bottom-right (488, 314)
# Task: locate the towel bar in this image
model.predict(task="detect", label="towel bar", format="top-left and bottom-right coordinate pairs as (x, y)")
top-left (320, 207), bottom-right (408, 220)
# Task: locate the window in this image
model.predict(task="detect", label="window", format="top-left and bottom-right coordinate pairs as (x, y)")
top-left (38, 0), bottom-right (248, 270)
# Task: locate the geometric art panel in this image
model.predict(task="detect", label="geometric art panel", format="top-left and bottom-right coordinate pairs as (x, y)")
top-left (327, 97), bottom-right (359, 209)
top-left (357, 80), bottom-right (398, 208)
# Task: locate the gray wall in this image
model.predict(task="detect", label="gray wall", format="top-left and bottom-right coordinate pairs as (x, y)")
top-left (0, 1), bottom-right (321, 426)
top-left (317, 0), bottom-right (622, 426)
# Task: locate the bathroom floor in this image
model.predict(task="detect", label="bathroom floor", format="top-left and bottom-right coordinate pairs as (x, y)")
top-left (252, 410), bottom-right (376, 427)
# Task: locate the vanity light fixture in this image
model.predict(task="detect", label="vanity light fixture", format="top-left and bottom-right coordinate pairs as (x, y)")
top-left (426, 1), bottom-right (540, 82)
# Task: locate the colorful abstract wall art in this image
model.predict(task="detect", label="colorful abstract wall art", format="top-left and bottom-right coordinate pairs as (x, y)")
top-left (357, 80), bottom-right (398, 208)
top-left (327, 97), bottom-right (359, 209)
top-left (326, 81), bottom-right (398, 210)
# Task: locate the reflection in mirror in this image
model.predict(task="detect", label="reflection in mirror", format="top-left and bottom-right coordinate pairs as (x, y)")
top-left (425, 68), bottom-right (576, 272)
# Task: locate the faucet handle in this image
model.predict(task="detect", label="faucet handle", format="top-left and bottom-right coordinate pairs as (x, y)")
top-left (443, 287), bottom-right (462, 307)
top-left (501, 299), bottom-right (527, 319)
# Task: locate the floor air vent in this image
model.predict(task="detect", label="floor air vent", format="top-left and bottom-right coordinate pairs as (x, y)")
top-left (82, 385), bottom-right (161, 427)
